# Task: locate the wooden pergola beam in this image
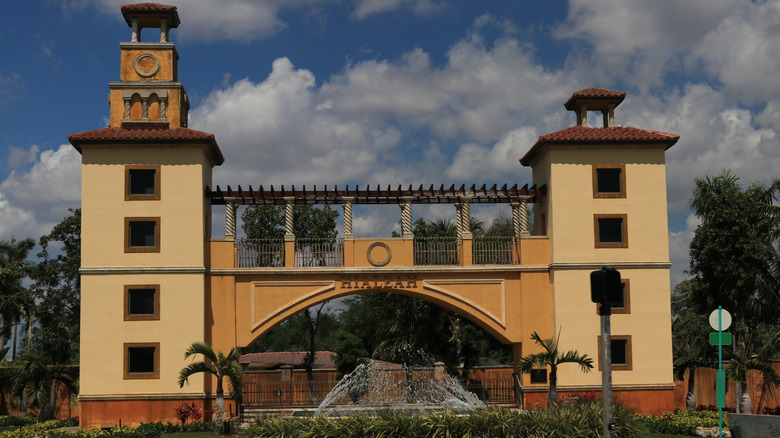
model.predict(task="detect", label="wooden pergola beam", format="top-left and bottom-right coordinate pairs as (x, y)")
top-left (208, 183), bottom-right (546, 206)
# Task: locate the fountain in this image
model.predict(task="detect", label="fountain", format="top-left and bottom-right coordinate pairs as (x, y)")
top-left (315, 359), bottom-right (486, 416)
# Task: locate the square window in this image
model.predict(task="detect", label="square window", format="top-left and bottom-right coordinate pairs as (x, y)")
top-left (593, 164), bottom-right (626, 198)
top-left (597, 335), bottom-right (632, 371)
top-left (596, 279), bottom-right (631, 315)
top-left (126, 165), bottom-right (160, 200)
top-left (125, 285), bottom-right (160, 321)
top-left (530, 369), bottom-right (548, 384)
top-left (125, 217), bottom-right (160, 253)
top-left (124, 342), bottom-right (160, 379)
top-left (594, 214), bottom-right (628, 248)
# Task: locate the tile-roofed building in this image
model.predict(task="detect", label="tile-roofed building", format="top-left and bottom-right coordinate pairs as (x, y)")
top-left (240, 351), bottom-right (338, 370)
top-left (520, 89), bottom-right (679, 166)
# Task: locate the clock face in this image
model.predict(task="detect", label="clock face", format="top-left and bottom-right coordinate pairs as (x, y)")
top-left (134, 53), bottom-right (160, 78)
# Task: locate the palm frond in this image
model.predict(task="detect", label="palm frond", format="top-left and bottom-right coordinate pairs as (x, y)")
top-left (183, 341), bottom-right (217, 363)
top-left (178, 361), bottom-right (216, 388)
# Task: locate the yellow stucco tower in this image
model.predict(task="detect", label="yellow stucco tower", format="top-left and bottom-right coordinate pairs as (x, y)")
top-left (69, 4), bottom-right (224, 427)
top-left (521, 88), bottom-right (679, 411)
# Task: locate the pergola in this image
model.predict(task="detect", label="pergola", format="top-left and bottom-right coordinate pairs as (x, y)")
top-left (208, 183), bottom-right (546, 240)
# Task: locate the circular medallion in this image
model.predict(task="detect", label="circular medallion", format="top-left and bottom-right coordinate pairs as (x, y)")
top-left (366, 242), bottom-right (391, 267)
top-left (134, 53), bottom-right (160, 78)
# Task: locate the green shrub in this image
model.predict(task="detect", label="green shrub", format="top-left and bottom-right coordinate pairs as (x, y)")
top-left (241, 404), bottom-right (641, 438)
top-left (638, 409), bottom-right (729, 436)
top-left (0, 417), bottom-right (36, 428)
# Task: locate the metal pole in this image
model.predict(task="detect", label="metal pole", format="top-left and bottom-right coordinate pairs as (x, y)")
top-left (600, 306), bottom-right (613, 438)
top-left (718, 306), bottom-right (723, 438)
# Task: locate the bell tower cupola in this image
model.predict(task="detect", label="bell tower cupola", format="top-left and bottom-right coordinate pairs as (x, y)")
top-left (109, 3), bottom-right (188, 129)
top-left (563, 87), bottom-right (626, 128)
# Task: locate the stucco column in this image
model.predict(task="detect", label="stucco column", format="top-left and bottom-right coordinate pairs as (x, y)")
top-left (160, 97), bottom-right (168, 121)
top-left (520, 199), bottom-right (529, 235)
top-left (342, 197), bottom-right (354, 239)
top-left (459, 197), bottom-right (472, 239)
top-left (602, 104), bottom-right (615, 127)
top-left (455, 203), bottom-right (463, 241)
top-left (284, 197), bottom-right (295, 240)
top-left (401, 197), bottom-right (413, 238)
top-left (224, 198), bottom-right (237, 241)
top-left (284, 198), bottom-right (295, 267)
top-left (131, 20), bottom-right (139, 42)
top-left (511, 201), bottom-right (521, 239)
top-left (141, 97), bottom-right (149, 121)
top-left (160, 19), bottom-right (169, 43)
top-left (123, 97), bottom-right (131, 121)
top-left (578, 103), bottom-right (588, 127)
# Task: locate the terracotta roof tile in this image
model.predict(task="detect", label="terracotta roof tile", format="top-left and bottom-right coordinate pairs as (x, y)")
top-left (520, 126), bottom-right (679, 166)
top-left (68, 127), bottom-right (224, 165)
top-left (564, 87), bottom-right (626, 110)
top-left (240, 351), bottom-right (337, 369)
top-left (121, 3), bottom-right (177, 13)
top-left (120, 3), bottom-right (180, 28)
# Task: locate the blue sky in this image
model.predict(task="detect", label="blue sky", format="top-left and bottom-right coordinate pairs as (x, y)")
top-left (1, 0), bottom-right (779, 288)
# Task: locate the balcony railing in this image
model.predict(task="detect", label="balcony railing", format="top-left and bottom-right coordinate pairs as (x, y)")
top-left (236, 238), bottom-right (284, 267)
top-left (472, 236), bottom-right (514, 265)
top-left (235, 236), bottom-right (522, 268)
top-left (414, 237), bottom-right (458, 265)
top-left (295, 238), bottom-right (344, 267)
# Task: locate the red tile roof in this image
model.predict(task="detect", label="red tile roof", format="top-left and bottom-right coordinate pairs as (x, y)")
top-left (121, 3), bottom-right (180, 28)
top-left (240, 351), bottom-right (337, 369)
top-left (68, 127), bottom-right (224, 165)
top-left (520, 126), bottom-right (679, 166)
top-left (564, 87), bottom-right (626, 110)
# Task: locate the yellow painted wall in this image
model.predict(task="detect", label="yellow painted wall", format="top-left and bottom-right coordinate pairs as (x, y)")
top-left (544, 146), bottom-right (670, 264)
top-left (81, 146), bottom-right (212, 268)
top-left (525, 142), bottom-right (674, 391)
top-left (550, 268), bottom-right (674, 387)
top-left (80, 274), bottom-right (205, 396)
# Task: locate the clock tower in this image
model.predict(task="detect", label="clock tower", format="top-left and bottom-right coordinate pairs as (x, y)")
top-left (69, 4), bottom-right (224, 428)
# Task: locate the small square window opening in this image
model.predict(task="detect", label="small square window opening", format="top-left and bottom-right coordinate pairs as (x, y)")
top-left (594, 214), bottom-right (628, 248)
top-left (125, 218), bottom-right (160, 253)
top-left (124, 342), bottom-right (160, 379)
top-left (126, 165), bottom-right (160, 200)
top-left (125, 285), bottom-right (160, 321)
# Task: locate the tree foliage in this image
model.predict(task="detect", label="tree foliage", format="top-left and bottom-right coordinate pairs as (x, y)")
top-left (0, 237), bottom-right (35, 353)
top-left (242, 205), bottom-right (339, 240)
top-left (685, 170), bottom-right (780, 412)
top-left (517, 330), bottom-right (593, 407)
top-left (29, 208), bottom-right (81, 364)
top-left (8, 352), bottom-right (78, 420)
top-left (178, 342), bottom-right (243, 410)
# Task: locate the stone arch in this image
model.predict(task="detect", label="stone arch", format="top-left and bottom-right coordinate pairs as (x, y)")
top-left (245, 284), bottom-right (513, 349)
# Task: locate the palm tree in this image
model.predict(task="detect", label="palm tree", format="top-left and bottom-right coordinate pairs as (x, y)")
top-left (517, 330), bottom-right (594, 407)
top-left (724, 330), bottom-right (780, 414)
top-left (177, 342), bottom-right (243, 414)
top-left (8, 352), bottom-right (79, 420)
top-left (0, 237), bottom-right (35, 354)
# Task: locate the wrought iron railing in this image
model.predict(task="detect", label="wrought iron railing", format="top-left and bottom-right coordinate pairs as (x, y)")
top-left (472, 236), bottom-right (514, 265)
top-left (244, 380), bottom-right (338, 407)
top-left (242, 378), bottom-right (515, 407)
top-left (236, 238), bottom-right (284, 267)
top-left (295, 238), bottom-right (344, 267)
top-left (463, 378), bottom-right (516, 403)
top-left (414, 237), bottom-right (458, 265)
